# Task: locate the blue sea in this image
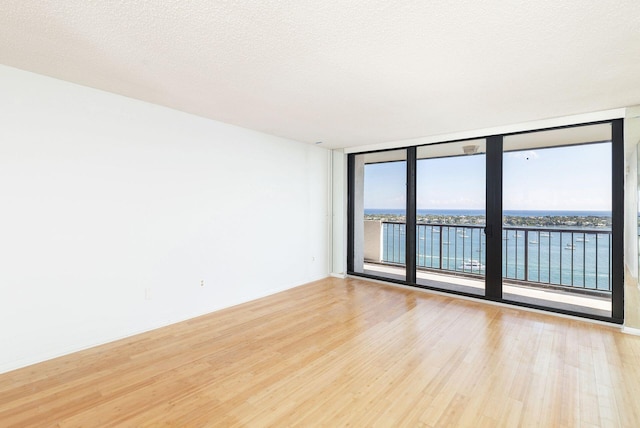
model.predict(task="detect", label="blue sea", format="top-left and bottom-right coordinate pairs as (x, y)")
top-left (364, 208), bottom-right (612, 291)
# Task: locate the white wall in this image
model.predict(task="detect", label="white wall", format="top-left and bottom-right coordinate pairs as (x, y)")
top-left (330, 149), bottom-right (346, 276)
top-left (624, 108), bottom-right (640, 329)
top-left (0, 65), bottom-right (329, 373)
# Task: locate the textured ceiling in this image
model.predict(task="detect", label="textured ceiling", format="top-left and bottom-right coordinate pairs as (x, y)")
top-left (1, 1), bottom-right (640, 149)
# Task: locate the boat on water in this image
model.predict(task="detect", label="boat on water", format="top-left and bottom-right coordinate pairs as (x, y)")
top-left (530, 240), bottom-right (538, 244)
top-left (576, 237), bottom-right (590, 242)
top-left (540, 232), bottom-right (550, 237)
top-left (564, 244), bottom-right (576, 250)
top-left (461, 259), bottom-right (485, 269)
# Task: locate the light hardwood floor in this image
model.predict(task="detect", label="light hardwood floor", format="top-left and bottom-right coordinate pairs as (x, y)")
top-left (2, 277), bottom-right (640, 427)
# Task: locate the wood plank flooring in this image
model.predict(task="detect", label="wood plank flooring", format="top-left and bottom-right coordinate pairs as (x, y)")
top-left (2, 277), bottom-right (640, 427)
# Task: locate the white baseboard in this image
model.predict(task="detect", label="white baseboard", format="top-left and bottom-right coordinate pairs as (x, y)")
top-left (330, 272), bottom-right (347, 278)
top-left (621, 326), bottom-right (640, 336)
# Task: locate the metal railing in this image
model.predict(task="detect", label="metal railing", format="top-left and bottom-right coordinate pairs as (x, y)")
top-left (380, 222), bottom-right (612, 292)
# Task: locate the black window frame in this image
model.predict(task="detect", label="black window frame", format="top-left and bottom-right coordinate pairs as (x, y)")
top-left (347, 119), bottom-right (624, 324)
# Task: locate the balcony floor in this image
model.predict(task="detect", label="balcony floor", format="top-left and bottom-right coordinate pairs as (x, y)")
top-left (363, 263), bottom-right (611, 318)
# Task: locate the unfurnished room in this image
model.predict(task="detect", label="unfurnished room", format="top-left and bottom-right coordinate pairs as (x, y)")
top-left (2, 1), bottom-right (640, 426)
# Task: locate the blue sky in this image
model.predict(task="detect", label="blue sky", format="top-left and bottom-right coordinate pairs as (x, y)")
top-left (363, 142), bottom-right (611, 211)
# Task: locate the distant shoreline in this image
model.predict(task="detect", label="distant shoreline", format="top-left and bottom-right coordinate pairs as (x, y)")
top-left (364, 208), bottom-right (612, 217)
top-left (363, 211), bottom-right (612, 229)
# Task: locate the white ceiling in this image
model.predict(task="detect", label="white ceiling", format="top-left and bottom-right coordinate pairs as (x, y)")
top-left (1, 1), bottom-right (639, 150)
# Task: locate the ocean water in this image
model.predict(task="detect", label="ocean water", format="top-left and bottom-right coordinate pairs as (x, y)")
top-left (373, 213), bottom-right (612, 292)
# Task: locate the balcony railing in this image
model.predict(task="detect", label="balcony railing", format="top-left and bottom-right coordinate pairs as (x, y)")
top-left (375, 221), bottom-right (612, 292)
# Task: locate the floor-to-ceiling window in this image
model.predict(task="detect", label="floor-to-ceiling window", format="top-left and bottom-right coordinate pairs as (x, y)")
top-left (348, 120), bottom-right (624, 323)
top-left (501, 124), bottom-right (614, 318)
top-left (349, 149), bottom-right (408, 282)
top-left (415, 140), bottom-right (486, 296)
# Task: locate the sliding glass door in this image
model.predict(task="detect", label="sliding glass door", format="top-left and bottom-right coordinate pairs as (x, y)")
top-left (415, 140), bottom-right (486, 295)
top-left (348, 120), bottom-right (624, 322)
top-left (501, 124), bottom-right (615, 318)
